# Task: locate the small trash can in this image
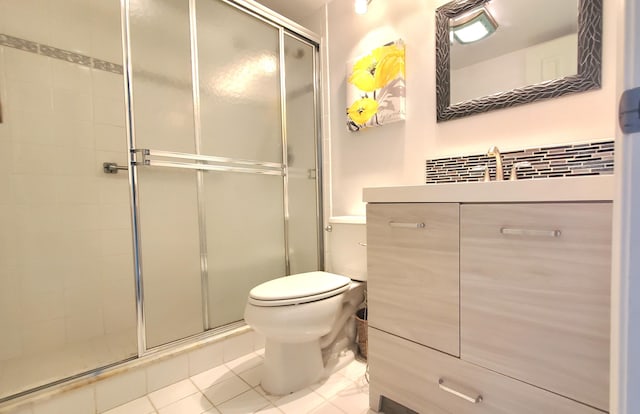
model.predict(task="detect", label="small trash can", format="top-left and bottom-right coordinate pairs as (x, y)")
top-left (355, 308), bottom-right (368, 360)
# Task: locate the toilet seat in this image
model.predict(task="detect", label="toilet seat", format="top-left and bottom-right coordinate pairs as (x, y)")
top-left (248, 271), bottom-right (350, 307)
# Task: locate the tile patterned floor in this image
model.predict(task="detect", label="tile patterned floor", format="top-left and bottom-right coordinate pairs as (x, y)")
top-left (101, 351), bottom-right (373, 414)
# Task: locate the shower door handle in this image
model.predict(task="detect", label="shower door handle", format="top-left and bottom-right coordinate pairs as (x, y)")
top-left (132, 148), bottom-right (285, 176)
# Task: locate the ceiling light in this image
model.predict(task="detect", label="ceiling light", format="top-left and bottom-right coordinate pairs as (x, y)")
top-left (450, 7), bottom-right (498, 44)
top-left (355, 0), bottom-right (371, 15)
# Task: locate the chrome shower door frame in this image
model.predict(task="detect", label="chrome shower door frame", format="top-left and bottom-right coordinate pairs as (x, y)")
top-left (120, 0), bottom-right (324, 357)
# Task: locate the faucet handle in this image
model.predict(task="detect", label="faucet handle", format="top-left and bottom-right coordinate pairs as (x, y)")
top-left (471, 165), bottom-right (490, 182)
top-left (509, 161), bottom-right (532, 181)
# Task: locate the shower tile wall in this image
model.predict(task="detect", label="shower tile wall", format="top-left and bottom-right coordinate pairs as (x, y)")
top-left (0, 0), bottom-right (122, 65)
top-left (0, 0), bottom-right (136, 398)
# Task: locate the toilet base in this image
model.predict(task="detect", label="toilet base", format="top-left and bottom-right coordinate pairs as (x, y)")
top-left (261, 339), bottom-right (324, 395)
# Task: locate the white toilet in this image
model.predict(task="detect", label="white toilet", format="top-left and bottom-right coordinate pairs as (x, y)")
top-left (244, 220), bottom-right (367, 395)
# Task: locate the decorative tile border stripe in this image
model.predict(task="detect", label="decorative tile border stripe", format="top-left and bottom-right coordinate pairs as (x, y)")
top-left (425, 140), bottom-right (614, 183)
top-left (40, 44), bottom-right (91, 67)
top-left (0, 33), bottom-right (123, 75)
top-left (93, 58), bottom-right (123, 74)
top-left (0, 34), bottom-right (38, 53)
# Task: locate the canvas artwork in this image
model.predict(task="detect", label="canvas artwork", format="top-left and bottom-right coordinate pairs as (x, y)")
top-left (346, 39), bottom-right (406, 132)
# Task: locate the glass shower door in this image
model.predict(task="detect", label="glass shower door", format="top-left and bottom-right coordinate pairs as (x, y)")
top-left (196, 0), bottom-right (287, 328)
top-left (284, 33), bottom-right (321, 274)
top-left (126, 0), bottom-right (321, 348)
top-left (128, 0), bottom-right (205, 347)
top-left (204, 173), bottom-right (286, 328)
top-left (0, 0), bottom-right (321, 401)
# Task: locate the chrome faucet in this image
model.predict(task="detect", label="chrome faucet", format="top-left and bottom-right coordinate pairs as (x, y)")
top-left (471, 165), bottom-right (490, 182)
top-left (509, 161), bottom-right (532, 181)
top-left (486, 146), bottom-right (504, 181)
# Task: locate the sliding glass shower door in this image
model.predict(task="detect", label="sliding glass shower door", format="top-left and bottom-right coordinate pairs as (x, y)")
top-left (126, 0), bottom-right (321, 348)
top-left (0, 0), bottom-right (320, 401)
top-left (196, 0), bottom-right (287, 330)
top-left (283, 34), bottom-right (321, 276)
top-left (128, 0), bottom-right (205, 349)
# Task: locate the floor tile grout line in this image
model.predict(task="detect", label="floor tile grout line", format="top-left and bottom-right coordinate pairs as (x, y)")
top-left (223, 352), bottom-right (264, 376)
top-left (198, 372), bottom-right (254, 410)
top-left (239, 388), bottom-right (273, 414)
top-left (152, 387), bottom-right (203, 413)
top-left (190, 364), bottom-right (235, 393)
top-left (149, 394), bottom-right (162, 414)
top-left (233, 364), bottom-right (262, 391)
top-left (147, 393), bottom-right (160, 413)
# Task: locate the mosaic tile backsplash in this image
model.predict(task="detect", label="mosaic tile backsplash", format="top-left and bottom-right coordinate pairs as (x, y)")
top-left (426, 140), bottom-right (614, 183)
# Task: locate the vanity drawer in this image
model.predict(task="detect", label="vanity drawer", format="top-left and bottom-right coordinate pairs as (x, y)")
top-left (367, 203), bottom-right (459, 356)
top-left (460, 203), bottom-right (612, 411)
top-left (368, 327), bottom-right (603, 414)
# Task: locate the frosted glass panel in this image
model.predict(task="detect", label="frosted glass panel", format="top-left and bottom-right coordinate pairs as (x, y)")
top-left (137, 168), bottom-right (203, 347)
top-left (196, 0), bottom-right (282, 162)
top-left (129, 0), bottom-right (196, 153)
top-left (0, 1), bottom-right (136, 399)
top-left (205, 172), bottom-right (286, 328)
top-left (284, 36), bottom-right (319, 273)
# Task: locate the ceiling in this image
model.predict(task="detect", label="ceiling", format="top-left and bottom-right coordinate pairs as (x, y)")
top-left (254, 0), bottom-right (330, 23)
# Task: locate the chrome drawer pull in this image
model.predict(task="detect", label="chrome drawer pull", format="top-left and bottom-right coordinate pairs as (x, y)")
top-left (438, 379), bottom-right (483, 404)
top-left (388, 221), bottom-right (426, 229)
top-left (500, 227), bottom-right (561, 238)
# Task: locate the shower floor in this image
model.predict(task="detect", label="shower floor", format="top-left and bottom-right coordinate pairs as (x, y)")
top-left (100, 351), bottom-right (372, 414)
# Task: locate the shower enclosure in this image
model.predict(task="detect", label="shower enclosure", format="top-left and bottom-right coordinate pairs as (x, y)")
top-left (0, 0), bottom-right (321, 402)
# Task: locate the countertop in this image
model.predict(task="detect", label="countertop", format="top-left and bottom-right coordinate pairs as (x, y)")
top-left (363, 175), bottom-right (614, 203)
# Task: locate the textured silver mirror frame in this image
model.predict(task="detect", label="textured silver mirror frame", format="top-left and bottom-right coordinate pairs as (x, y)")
top-left (435, 0), bottom-right (603, 122)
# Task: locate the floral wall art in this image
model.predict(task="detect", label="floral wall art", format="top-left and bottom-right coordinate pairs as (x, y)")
top-left (346, 39), bottom-right (406, 132)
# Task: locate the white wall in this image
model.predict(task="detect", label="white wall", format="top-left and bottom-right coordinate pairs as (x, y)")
top-left (309, 0), bottom-right (618, 217)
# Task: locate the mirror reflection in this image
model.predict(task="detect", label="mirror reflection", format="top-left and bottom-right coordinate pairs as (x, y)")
top-left (449, 0), bottom-right (579, 104)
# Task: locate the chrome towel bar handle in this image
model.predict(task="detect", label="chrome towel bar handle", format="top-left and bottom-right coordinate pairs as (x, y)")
top-left (438, 378), bottom-right (483, 404)
top-left (388, 221), bottom-right (426, 229)
top-left (103, 162), bottom-right (128, 174)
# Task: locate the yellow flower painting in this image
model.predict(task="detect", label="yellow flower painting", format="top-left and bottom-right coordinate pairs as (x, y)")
top-left (346, 39), bottom-right (406, 131)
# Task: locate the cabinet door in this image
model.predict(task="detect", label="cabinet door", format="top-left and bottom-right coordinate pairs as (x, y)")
top-left (460, 203), bottom-right (611, 411)
top-left (367, 203), bottom-right (459, 356)
top-left (369, 327), bottom-right (604, 414)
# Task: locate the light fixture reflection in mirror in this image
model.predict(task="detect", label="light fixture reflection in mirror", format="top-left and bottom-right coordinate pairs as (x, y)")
top-left (450, 7), bottom-right (498, 44)
top-left (355, 0), bottom-right (372, 15)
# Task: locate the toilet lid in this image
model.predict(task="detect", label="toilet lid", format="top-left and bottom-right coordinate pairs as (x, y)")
top-left (248, 271), bottom-right (350, 307)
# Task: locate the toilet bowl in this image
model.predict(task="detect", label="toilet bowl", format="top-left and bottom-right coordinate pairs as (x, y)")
top-left (245, 218), bottom-right (368, 395)
top-left (244, 271), bottom-right (362, 395)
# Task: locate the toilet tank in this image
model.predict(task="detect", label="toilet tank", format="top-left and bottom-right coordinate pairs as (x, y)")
top-left (326, 216), bottom-right (367, 282)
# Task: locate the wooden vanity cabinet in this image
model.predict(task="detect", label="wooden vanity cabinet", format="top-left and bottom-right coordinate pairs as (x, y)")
top-left (369, 327), bottom-right (604, 414)
top-left (367, 201), bottom-right (613, 414)
top-left (366, 203), bottom-right (460, 356)
top-left (460, 202), bottom-right (612, 411)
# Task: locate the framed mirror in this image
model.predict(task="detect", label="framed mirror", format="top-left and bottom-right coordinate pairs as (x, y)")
top-left (436, 0), bottom-right (602, 122)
